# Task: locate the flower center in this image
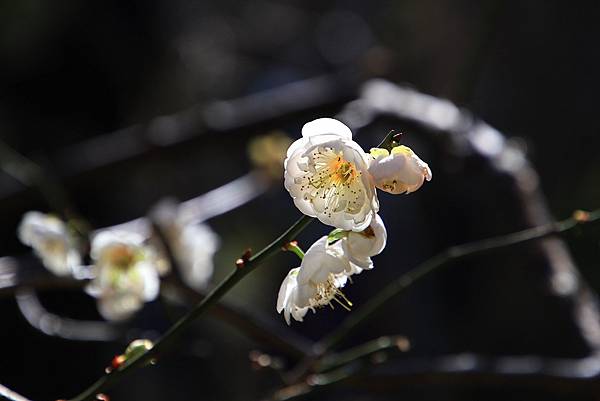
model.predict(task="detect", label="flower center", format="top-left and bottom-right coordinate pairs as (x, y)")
top-left (329, 158), bottom-right (357, 185)
top-left (309, 273), bottom-right (353, 311)
top-left (106, 245), bottom-right (137, 270)
top-left (307, 147), bottom-right (359, 189)
top-left (296, 145), bottom-right (367, 217)
top-left (41, 237), bottom-right (67, 255)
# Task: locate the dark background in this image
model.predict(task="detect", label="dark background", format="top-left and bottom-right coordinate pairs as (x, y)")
top-left (1, 1), bottom-right (600, 400)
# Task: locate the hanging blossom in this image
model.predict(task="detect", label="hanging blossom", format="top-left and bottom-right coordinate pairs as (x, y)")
top-left (284, 118), bottom-right (379, 231)
top-left (152, 201), bottom-right (220, 290)
top-left (339, 213), bottom-right (387, 274)
top-left (86, 230), bottom-right (160, 321)
top-left (277, 236), bottom-right (353, 324)
top-left (368, 145), bottom-right (432, 195)
top-left (277, 213), bottom-right (388, 324)
top-left (17, 211), bottom-right (82, 276)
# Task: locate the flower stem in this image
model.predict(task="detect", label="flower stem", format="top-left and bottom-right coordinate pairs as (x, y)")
top-left (284, 241), bottom-right (305, 260)
top-left (67, 215), bottom-right (314, 401)
top-left (316, 209), bottom-right (600, 352)
top-left (377, 129), bottom-right (401, 151)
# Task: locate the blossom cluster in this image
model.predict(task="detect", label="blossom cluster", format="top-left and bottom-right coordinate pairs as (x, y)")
top-left (15, 117), bottom-right (429, 326)
top-left (17, 204), bottom-right (219, 321)
top-left (278, 118), bottom-right (431, 324)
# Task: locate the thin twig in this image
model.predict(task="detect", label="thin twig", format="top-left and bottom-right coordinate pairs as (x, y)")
top-left (162, 280), bottom-right (314, 358)
top-left (151, 216), bottom-right (313, 359)
top-left (317, 209), bottom-right (600, 352)
top-left (269, 352), bottom-right (600, 401)
top-left (66, 215), bottom-right (314, 401)
top-left (314, 335), bottom-right (409, 373)
top-left (269, 365), bottom-right (358, 401)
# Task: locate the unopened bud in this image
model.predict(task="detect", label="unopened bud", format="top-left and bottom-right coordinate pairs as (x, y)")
top-left (125, 339), bottom-right (154, 361)
top-left (573, 210), bottom-right (591, 223)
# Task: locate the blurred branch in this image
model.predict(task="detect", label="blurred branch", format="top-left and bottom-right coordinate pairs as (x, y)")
top-left (15, 288), bottom-right (121, 342)
top-left (162, 280), bottom-right (314, 359)
top-left (152, 215), bottom-right (313, 359)
top-left (107, 171), bottom-right (270, 238)
top-left (66, 215), bottom-right (314, 401)
top-left (178, 170), bottom-right (270, 224)
top-left (0, 139), bottom-right (79, 221)
top-left (269, 364), bottom-right (358, 401)
top-left (0, 165), bottom-right (306, 349)
top-left (351, 80), bottom-right (600, 356)
top-left (314, 335), bottom-right (409, 373)
top-left (319, 209), bottom-right (600, 352)
top-left (338, 80), bottom-right (600, 368)
top-left (0, 75), bottom-right (354, 203)
top-left (269, 352), bottom-right (600, 401)
top-left (1, 251), bottom-right (314, 352)
top-left (0, 383), bottom-right (32, 401)
top-left (282, 209), bottom-right (600, 385)
top-left (0, 257), bottom-right (84, 296)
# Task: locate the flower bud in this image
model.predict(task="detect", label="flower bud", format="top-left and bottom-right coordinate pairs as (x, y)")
top-left (368, 146), bottom-right (432, 195)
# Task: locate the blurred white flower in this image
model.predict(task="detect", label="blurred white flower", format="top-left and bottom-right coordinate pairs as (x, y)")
top-left (86, 230), bottom-right (160, 321)
top-left (152, 201), bottom-right (220, 290)
top-left (277, 236), bottom-right (352, 324)
top-left (172, 224), bottom-right (219, 290)
top-left (341, 213), bottom-right (387, 273)
top-left (17, 211), bottom-right (81, 276)
top-left (368, 145), bottom-right (432, 194)
top-left (284, 118), bottom-right (379, 231)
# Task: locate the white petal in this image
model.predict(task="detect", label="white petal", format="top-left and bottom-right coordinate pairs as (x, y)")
top-left (91, 230), bottom-right (145, 260)
top-left (343, 213), bottom-right (387, 265)
top-left (290, 306), bottom-right (308, 323)
top-left (297, 236), bottom-right (351, 285)
top-left (285, 137), bottom-right (309, 164)
top-left (368, 146), bottom-right (431, 195)
top-left (277, 267), bottom-right (299, 313)
top-left (17, 211), bottom-right (80, 276)
top-left (284, 307), bottom-right (291, 325)
top-left (135, 262), bottom-right (160, 301)
top-left (301, 118), bottom-right (352, 140)
top-left (84, 280), bottom-right (103, 297)
top-left (98, 293), bottom-right (143, 321)
top-left (296, 237), bottom-right (329, 285)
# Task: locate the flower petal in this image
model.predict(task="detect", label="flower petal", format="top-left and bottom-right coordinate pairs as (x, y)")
top-left (301, 118), bottom-right (352, 140)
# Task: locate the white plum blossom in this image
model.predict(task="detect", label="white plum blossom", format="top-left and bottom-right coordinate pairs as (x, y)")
top-left (86, 230), bottom-right (160, 321)
top-left (284, 118), bottom-right (379, 231)
top-left (277, 236), bottom-right (353, 324)
top-left (341, 213), bottom-right (387, 273)
top-left (368, 145), bottom-right (432, 195)
top-left (17, 211), bottom-right (81, 276)
top-left (151, 201), bottom-right (220, 290)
